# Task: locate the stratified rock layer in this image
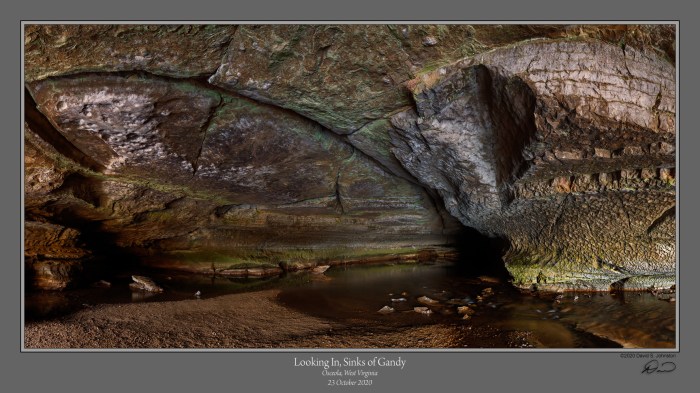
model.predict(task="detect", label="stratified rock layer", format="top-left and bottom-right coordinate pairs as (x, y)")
top-left (24, 221), bottom-right (91, 290)
top-left (391, 39), bottom-right (675, 290)
top-left (24, 24), bottom-right (676, 290)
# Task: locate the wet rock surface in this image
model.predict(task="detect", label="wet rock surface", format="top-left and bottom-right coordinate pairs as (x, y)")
top-left (24, 24), bottom-right (676, 290)
top-left (24, 221), bottom-right (92, 290)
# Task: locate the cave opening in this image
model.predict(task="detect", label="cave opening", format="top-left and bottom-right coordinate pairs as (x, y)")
top-left (451, 226), bottom-right (512, 280)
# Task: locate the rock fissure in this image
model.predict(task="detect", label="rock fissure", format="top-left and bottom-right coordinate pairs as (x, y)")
top-left (614, 192), bottom-right (633, 230)
top-left (621, 44), bottom-right (634, 79)
top-left (333, 169), bottom-right (345, 215)
top-left (192, 97), bottom-right (225, 176)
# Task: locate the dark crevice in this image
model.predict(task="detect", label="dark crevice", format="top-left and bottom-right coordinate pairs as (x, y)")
top-left (613, 192), bottom-right (633, 229)
top-left (25, 176), bottom-right (144, 291)
top-left (339, 134), bottom-right (424, 186)
top-left (549, 194), bottom-right (571, 235)
top-left (598, 258), bottom-right (632, 275)
top-left (620, 44), bottom-right (634, 79)
top-left (214, 25), bottom-right (238, 68)
top-left (535, 194), bottom-right (569, 242)
top-left (423, 189), bottom-right (446, 233)
top-left (344, 118), bottom-right (379, 136)
top-left (652, 90), bottom-right (663, 130)
top-left (334, 168), bottom-right (345, 215)
top-left (191, 96), bottom-right (224, 176)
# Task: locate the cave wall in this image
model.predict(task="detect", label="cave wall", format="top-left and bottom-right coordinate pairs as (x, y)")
top-left (24, 24), bottom-right (676, 290)
top-left (390, 39), bottom-right (676, 290)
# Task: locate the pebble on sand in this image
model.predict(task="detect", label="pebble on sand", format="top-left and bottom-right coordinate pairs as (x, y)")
top-left (414, 307), bottom-right (433, 315)
top-left (377, 306), bottom-right (395, 314)
top-left (457, 306), bottom-right (475, 316)
top-left (417, 296), bottom-right (439, 305)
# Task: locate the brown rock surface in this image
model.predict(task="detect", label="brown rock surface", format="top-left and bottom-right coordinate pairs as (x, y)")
top-left (24, 72), bottom-right (457, 288)
top-left (24, 25), bottom-right (236, 82)
top-left (23, 24), bottom-right (676, 290)
top-left (24, 221), bottom-right (91, 290)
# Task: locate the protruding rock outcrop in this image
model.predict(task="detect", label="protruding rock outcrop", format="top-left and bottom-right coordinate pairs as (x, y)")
top-left (390, 39), bottom-right (675, 290)
top-left (24, 221), bottom-right (91, 290)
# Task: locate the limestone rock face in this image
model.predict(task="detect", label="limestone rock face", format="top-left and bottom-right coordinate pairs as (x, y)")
top-left (391, 65), bottom-right (538, 225)
top-left (23, 24), bottom-right (676, 290)
top-left (391, 38), bottom-right (676, 289)
top-left (208, 24), bottom-right (473, 134)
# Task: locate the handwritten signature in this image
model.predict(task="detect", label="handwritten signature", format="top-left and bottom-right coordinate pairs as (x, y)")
top-left (642, 360), bottom-right (676, 374)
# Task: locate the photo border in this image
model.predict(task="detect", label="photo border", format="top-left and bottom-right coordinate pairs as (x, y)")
top-left (4, 1), bottom-right (694, 392)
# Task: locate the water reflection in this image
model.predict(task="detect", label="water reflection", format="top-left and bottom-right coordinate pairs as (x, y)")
top-left (25, 270), bottom-right (284, 321)
top-left (24, 262), bottom-right (675, 348)
top-left (278, 263), bottom-right (675, 348)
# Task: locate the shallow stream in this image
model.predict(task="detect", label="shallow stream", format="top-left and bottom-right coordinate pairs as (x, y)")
top-left (25, 261), bottom-right (676, 348)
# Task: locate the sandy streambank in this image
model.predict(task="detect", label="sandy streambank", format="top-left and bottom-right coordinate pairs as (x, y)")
top-left (25, 289), bottom-right (332, 349)
top-left (24, 289), bottom-right (493, 349)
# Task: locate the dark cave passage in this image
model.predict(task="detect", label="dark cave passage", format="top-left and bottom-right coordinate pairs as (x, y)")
top-left (451, 226), bottom-right (512, 279)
